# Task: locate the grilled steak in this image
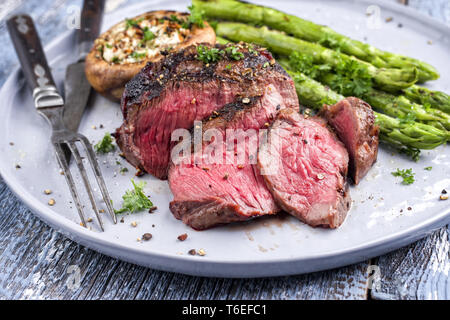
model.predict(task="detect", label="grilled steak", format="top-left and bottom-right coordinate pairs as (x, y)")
top-left (320, 97), bottom-right (379, 184)
top-left (115, 43), bottom-right (297, 179)
top-left (168, 82), bottom-right (299, 230)
top-left (257, 109), bottom-right (351, 228)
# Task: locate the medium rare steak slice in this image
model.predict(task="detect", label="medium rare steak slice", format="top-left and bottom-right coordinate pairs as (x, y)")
top-left (258, 109), bottom-right (351, 228)
top-left (320, 97), bottom-right (380, 184)
top-left (116, 43), bottom-right (298, 179)
top-left (169, 83), bottom-right (298, 230)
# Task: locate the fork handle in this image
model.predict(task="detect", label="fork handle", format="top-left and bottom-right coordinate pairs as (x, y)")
top-left (7, 15), bottom-right (63, 108)
top-left (78, 0), bottom-right (106, 60)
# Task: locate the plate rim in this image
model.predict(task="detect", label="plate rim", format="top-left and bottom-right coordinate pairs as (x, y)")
top-left (0, 0), bottom-right (449, 278)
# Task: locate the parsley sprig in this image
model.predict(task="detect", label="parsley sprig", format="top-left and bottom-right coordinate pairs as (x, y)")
top-left (391, 168), bottom-right (415, 185)
top-left (115, 180), bottom-right (153, 214)
top-left (197, 45), bottom-right (224, 64)
top-left (289, 52), bottom-right (331, 79)
top-left (94, 132), bottom-right (115, 154)
top-left (331, 59), bottom-right (373, 96)
top-left (142, 27), bottom-right (156, 42)
top-left (288, 52), bottom-right (373, 97)
top-left (185, 4), bottom-right (205, 28)
top-left (225, 46), bottom-right (244, 60)
top-left (196, 45), bottom-right (245, 64)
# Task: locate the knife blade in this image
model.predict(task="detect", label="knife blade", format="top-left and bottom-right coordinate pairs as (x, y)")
top-left (63, 0), bottom-right (105, 159)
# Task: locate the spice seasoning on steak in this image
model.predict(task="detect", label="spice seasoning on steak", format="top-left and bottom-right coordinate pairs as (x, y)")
top-left (116, 43), bottom-right (295, 179)
top-left (257, 109), bottom-right (351, 228)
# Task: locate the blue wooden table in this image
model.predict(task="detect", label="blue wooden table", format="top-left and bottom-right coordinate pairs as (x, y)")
top-left (0, 0), bottom-right (448, 300)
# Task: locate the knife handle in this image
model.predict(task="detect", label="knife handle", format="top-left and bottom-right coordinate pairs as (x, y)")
top-left (7, 15), bottom-right (63, 108)
top-left (78, 0), bottom-right (106, 59)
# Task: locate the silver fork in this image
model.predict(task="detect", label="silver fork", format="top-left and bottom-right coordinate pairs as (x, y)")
top-left (7, 15), bottom-right (117, 230)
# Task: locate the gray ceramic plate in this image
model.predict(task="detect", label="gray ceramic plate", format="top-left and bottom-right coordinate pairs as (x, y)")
top-left (0, 0), bottom-right (449, 277)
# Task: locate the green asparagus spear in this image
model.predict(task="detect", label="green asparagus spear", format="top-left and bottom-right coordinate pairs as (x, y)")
top-left (193, 0), bottom-right (439, 83)
top-left (286, 70), bottom-right (449, 151)
top-left (403, 86), bottom-right (450, 115)
top-left (280, 54), bottom-right (450, 132)
top-left (215, 22), bottom-right (418, 93)
top-left (215, 36), bottom-right (229, 44)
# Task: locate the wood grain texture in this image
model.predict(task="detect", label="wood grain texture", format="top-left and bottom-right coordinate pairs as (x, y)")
top-left (371, 226), bottom-right (449, 300)
top-left (0, 0), bottom-right (448, 300)
top-left (0, 174), bottom-right (370, 300)
top-left (408, 0), bottom-right (450, 25)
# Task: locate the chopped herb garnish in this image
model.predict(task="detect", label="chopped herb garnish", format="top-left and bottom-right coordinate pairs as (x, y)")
top-left (399, 146), bottom-right (420, 162)
top-left (332, 59), bottom-right (373, 96)
top-left (318, 33), bottom-right (341, 50)
top-left (114, 179), bottom-right (153, 214)
top-left (170, 14), bottom-right (181, 24)
top-left (125, 18), bottom-right (139, 29)
top-left (391, 168), bottom-right (415, 185)
top-left (225, 46), bottom-right (244, 60)
top-left (225, 64), bottom-right (232, 70)
top-left (196, 45), bottom-right (224, 64)
top-left (94, 132), bottom-right (115, 154)
top-left (263, 62), bottom-right (269, 68)
top-left (289, 52), bottom-right (332, 80)
top-left (424, 166), bottom-right (432, 171)
top-left (247, 44), bottom-right (258, 55)
top-left (290, 51), bottom-right (372, 97)
top-left (120, 167), bottom-right (129, 174)
top-left (142, 27), bottom-right (156, 42)
top-left (105, 43), bottom-right (112, 49)
top-left (130, 51), bottom-right (146, 60)
top-left (186, 5), bottom-right (205, 28)
top-left (111, 56), bottom-right (120, 64)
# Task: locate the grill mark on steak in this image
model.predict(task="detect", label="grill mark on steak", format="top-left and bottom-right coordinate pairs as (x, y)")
top-left (116, 43), bottom-right (297, 179)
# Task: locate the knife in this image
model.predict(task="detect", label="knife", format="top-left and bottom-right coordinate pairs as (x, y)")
top-left (63, 0), bottom-right (105, 137)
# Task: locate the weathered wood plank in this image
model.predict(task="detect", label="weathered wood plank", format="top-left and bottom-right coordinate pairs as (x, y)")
top-left (372, 226), bottom-right (449, 300)
top-left (408, 0), bottom-right (450, 25)
top-left (0, 174), bottom-right (370, 299)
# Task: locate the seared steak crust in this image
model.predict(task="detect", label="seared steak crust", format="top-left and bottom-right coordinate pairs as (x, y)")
top-left (320, 97), bottom-right (379, 184)
top-left (257, 109), bottom-right (351, 228)
top-left (116, 43), bottom-right (296, 179)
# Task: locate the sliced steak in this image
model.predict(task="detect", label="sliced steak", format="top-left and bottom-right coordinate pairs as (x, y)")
top-left (320, 97), bottom-right (379, 184)
top-left (257, 109), bottom-right (351, 228)
top-left (116, 43), bottom-right (298, 179)
top-left (169, 83), bottom-right (298, 230)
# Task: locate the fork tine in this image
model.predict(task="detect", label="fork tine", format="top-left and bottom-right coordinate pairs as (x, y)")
top-left (67, 141), bottom-right (104, 231)
top-left (79, 135), bottom-right (117, 224)
top-left (53, 143), bottom-right (88, 228)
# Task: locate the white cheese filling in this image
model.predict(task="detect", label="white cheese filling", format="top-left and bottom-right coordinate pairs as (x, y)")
top-left (96, 16), bottom-right (189, 64)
